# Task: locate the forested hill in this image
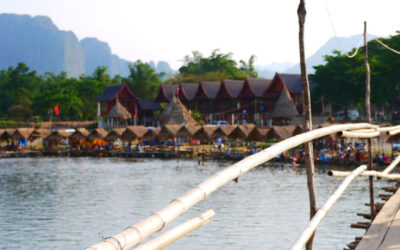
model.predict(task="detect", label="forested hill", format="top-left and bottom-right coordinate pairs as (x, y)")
top-left (0, 13), bottom-right (174, 77)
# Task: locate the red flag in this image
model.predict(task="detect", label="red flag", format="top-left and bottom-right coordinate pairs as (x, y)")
top-left (54, 105), bottom-right (59, 116)
top-left (134, 104), bottom-right (138, 118)
top-left (176, 86), bottom-right (180, 96)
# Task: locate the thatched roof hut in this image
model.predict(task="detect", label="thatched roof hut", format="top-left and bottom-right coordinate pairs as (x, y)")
top-left (29, 129), bottom-right (51, 141)
top-left (143, 127), bottom-right (161, 141)
top-left (272, 85), bottom-right (299, 119)
top-left (177, 124), bottom-right (201, 138)
top-left (46, 130), bottom-right (72, 141)
top-left (106, 98), bottom-right (132, 120)
top-left (160, 95), bottom-right (176, 122)
top-left (161, 96), bottom-right (197, 125)
top-left (158, 124), bottom-right (183, 139)
top-left (228, 124), bottom-right (256, 139)
top-left (87, 128), bottom-right (108, 141)
top-left (105, 128), bottom-right (126, 142)
top-left (247, 127), bottom-right (270, 141)
top-left (121, 126), bottom-right (147, 141)
top-left (0, 129), bottom-right (16, 141)
top-left (212, 125), bottom-right (237, 139)
top-left (193, 126), bottom-right (219, 140)
top-left (292, 125), bottom-right (304, 136)
top-left (11, 128), bottom-right (35, 141)
top-left (266, 126), bottom-right (294, 140)
top-left (69, 128), bottom-right (90, 140)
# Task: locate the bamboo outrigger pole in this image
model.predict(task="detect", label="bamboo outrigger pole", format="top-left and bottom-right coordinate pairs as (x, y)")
top-left (364, 21), bottom-right (376, 218)
top-left (297, 1), bottom-right (317, 249)
top-left (135, 210), bottom-right (215, 250)
top-left (291, 165), bottom-right (367, 250)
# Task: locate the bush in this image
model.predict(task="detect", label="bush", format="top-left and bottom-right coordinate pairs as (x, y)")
top-left (0, 120), bottom-right (29, 128)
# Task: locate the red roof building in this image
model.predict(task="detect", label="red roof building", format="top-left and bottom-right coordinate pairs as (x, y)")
top-left (152, 73), bottom-right (305, 126)
top-left (97, 83), bottom-right (161, 127)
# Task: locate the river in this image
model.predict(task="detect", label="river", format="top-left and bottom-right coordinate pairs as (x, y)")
top-left (0, 157), bottom-right (388, 249)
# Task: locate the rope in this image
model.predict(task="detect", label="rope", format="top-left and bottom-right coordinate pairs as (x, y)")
top-left (324, 0), bottom-right (363, 58)
top-left (374, 38), bottom-right (400, 55)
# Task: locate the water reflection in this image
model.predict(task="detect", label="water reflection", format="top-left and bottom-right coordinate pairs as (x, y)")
top-left (0, 158), bottom-right (388, 249)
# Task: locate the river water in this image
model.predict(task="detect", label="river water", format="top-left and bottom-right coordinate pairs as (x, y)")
top-left (0, 157), bottom-right (389, 249)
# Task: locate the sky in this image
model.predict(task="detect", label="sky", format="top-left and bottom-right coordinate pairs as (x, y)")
top-left (1, 0), bottom-right (399, 69)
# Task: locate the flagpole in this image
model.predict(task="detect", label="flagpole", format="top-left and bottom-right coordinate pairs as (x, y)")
top-left (49, 109), bottom-right (53, 130)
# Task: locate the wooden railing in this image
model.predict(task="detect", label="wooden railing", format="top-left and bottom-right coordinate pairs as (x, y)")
top-left (86, 123), bottom-right (400, 250)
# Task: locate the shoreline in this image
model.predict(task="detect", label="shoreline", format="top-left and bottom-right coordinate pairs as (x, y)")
top-left (0, 149), bottom-right (391, 169)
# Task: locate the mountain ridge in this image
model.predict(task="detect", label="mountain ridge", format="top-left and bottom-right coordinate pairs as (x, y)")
top-left (0, 13), bottom-right (174, 77)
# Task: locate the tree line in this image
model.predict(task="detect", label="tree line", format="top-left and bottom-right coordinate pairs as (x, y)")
top-left (311, 35), bottom-right (400, 114)
top-left (0, 50), bottom-right (257, 121)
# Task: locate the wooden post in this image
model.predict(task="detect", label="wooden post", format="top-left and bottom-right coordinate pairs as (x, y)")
top-left (364, 21), bottom-right (376, 218)
top-left (297, 1), bottom-right (317, 249)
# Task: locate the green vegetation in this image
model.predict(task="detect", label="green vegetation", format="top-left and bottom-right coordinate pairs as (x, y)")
top-left (0, 51), bottom-right (259, 122)
top-left (311, 35), bottom-right (400, 113)
top-left (165, 50), bottom-right (258, 83)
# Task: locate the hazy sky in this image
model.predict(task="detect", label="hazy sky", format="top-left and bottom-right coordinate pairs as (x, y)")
top-left (1, 0), bottom-right (399, 69)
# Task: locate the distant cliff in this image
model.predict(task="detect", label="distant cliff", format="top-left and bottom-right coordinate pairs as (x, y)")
top-left (0, 14), bottom-right (174, 77)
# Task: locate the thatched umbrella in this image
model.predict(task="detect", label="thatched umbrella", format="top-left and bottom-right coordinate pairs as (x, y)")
top-left (1, 129), bottom-right (16, 141)
top-left (292, 125), bottom-right (304, 136)
top-left (272, 85), bottom-right (299, 122)
top-left (121, 126), bottom-right (147, 141)
top-left (106, 98), bottom-right (132, 121)
top-left (105, 128), bottom-right (126, 142)
top-left (143, 127), bottom-right (161, 141)
top-left (158, 125), bottom-right (183, 140)
top-left (11, 128), bottom-right (35, 141)
top-left (29, 128), bottom-right (51, 141)
top-left (69, 128), bottom-right (90, 140)
top-left (193, 126), bottom-right (218, 142)
top-left (228, 126), bottom-right (246, 139)
top-left (238, 123), bottom-right (256, 139)
top-left (46, 130), bottom-right (72, 141)
top-left (247, 127), bottom-right (270, 142)
top-left (212, 125), bottom-right (237, 139)
top-left (266, 126), bottom-right (293, 141)
top-left (177, 124), bottom-right (201, 139)
top-left (161, 97), bottom-right (197, 125)
top-left (87, 128), bottom-right (108, 141)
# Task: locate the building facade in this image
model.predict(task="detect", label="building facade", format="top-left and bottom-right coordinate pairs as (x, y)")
top-left (154, 73), bottom-right (305, 125)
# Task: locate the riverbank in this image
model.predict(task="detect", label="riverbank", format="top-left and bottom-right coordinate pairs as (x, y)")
top-left (0, 148), bottom-right (395, 168)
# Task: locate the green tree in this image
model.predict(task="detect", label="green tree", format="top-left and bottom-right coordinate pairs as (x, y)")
top-left (126, 60), bottom-right (162, 98)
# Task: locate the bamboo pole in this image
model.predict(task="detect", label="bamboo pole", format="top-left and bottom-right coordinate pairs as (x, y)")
top-left (86, 123), bottom-right (377, 250)
top-left (297, 1), bottom-right (316, 249)
top-left (135, 210), bottom-right (215, 250)
top-left (387, 128), bottom-right (400, 136)
top-left (328, 170), bottom-right (400, 180)
top-left (291, 165), bottom-right (367, 250)
top-left (364, 21), bottom-right (376, 219)
top-left (382, 154), bottom-right (400, 175)
top-left (379, 125), bottom-right (400, 132)
top-left (346, 129), bottom-right (378, 133)
top-left (338, 130), bottom-right (380, 139)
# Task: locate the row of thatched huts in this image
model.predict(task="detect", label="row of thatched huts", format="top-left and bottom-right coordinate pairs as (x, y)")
top-left (0, 124), bottom-right (336, 145)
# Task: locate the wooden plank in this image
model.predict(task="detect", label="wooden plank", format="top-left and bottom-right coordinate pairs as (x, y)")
top-left (378, 205), bottom-right (400, 249)
top-left (356, 188), bottom-right (400, 249)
